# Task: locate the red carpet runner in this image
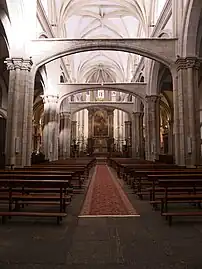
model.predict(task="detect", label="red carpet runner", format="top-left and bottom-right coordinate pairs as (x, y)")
top-left (79, 165), bottom-right (139, 217)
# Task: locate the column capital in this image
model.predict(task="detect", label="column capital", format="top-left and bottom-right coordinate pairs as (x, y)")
top-left (5, 58), bottom-right (33, 71)
top-left (60, 112), bottom-right (71, 119)
top-left (145, 95), bottom-right (160, 103)
top-left (42, 94), bottom-right (59, 104)
top-left (21, 59), bottom-right (33, 71)
top-left (175, 57), bottom-right (187, 71)
top-left (108, 110), bottom-right (114, 116)
top-left (175, 57), bottom-right (201, 71)
top-left (132, 111), bottom-right (144, 117)
top-left (125, 120), bottom-right (131, 125)
top-left (186, 57), bottom-right (201, 70)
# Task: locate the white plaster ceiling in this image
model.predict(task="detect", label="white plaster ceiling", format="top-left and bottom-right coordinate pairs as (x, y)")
top-left (42, 0), bottom-right (167, 83)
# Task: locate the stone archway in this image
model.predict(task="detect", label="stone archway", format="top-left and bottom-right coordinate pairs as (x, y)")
top-left (58, 83), bottom-right (146, 104)
top-left (31, 38), bottom-right (177, 71)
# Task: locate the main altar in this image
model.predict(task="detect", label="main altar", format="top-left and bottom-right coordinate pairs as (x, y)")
top-left (87, 107), bottom-right (114, 155)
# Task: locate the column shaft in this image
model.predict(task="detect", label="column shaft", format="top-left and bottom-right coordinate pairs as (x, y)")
top-left (174, 58), bottom-right (201, 166)
top-left (145, 95), bottom-right (160, 161)
top-left (42, 95), bottom-right (59, 161)
top-left (132, 112), bottom-right (144, 159)
top-left (59, 112), bottom-right (71, 159)
top-left (5, 58), bottom-right (33, 167)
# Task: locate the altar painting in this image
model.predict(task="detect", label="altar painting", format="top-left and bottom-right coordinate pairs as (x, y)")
top-left (93, 109), bottom-right (109, 137)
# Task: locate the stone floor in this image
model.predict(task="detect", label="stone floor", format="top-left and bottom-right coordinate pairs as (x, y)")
top-left (0, 168), bottom-right (202, 269)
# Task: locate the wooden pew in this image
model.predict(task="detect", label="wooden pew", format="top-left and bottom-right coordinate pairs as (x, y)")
top-left (13, 167), bottom-right (85, 188)
top-left (121, 163), bottom-right (180, 185)
top-left (0, 211), bottom-right (67, 224)
top-left (148, 173), bottom-right (202, 203)
top-left (109, 159), bottom-right (153, 178)
top-left (25, 164), bottom-right (89, 187)
top-left (0, 177), bottom-right (71, 224)
top-left (133, 169), bottom-right (202, 199)
top-left (158, 178), bottom-right (202, 225)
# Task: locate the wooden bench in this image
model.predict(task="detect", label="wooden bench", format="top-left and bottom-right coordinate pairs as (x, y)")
top-left (133, 169), bottom-right (202, 199)
top-left (0, 178), bottom-right (70, 216)
top-left (162, 212), bottom-right (202, 226)
top-left (19, 167), bottom-right (86, 188)
top-left (121, 164), bottom-right (180, 183)
top-left (0, 211), bottom-right (67, 224)
top-left (108, 158), bottom-right (152, 177)
top-left (149, 174), bottom-right (202, 202)
top-left (157, 178), bottom-right (202, 225)
top-left (0, 169), bottom-right (84, 188)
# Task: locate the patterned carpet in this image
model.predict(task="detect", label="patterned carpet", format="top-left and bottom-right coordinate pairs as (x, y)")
top-left (79, 165), bottom-right (139, 217)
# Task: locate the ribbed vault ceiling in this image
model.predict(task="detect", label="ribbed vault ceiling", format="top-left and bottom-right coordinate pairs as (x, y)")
top-left (41, 0), bottom-right (167, 83)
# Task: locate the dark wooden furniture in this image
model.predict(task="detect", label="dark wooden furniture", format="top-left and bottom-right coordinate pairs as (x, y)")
top-left (0, 177), bottom-right (71, 224)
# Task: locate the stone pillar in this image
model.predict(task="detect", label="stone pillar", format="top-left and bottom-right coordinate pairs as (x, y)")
top-left (42, 95), bottom-right (59, 161)
top-left (131, 112), bottom-right (144, 158)
top-left (168, 120), bottom-right (173, 155)
top-left (173, 58), bottom-right (201, 166)
top-left (88, 109), bottom-right (93, 138)
top-left (125, 121), bottom-right (131, 145)
top-left (135, 112), bottom-right (144, 158)
top-left (108, 110), bottom-right (114, 138)
top-left (117, 110), bottom-right (120, 151)
top-left (71, 120), bottom-right (77, 143)
top-left (131, 114), bottom-right (136, 158)
top-left (59, 112), bottom-right (71, 159)
top-left (5, 58), bottom-right (33, 168)
top-left (144, 95), bottom-right (160, 161)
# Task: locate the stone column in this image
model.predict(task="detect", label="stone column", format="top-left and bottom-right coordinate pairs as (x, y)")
top-left (59, 112), bottom-right (71, 159)
top-left (117, 110), bottom-right (120, 151)
top-left (131, 112), bottom-right (144, 158)
top-left (135, 112), bottom-right (144, 158)
top-left (125, 121), bottom-right (131, 145)
top-left (42, 95), bottom-right (59, 162)
top-left (5, 58), bottom-right (34, 168)
top-left (71, 120), bottom-right (77, 143)
top-left (144, 95), bottom-right (160, 161)
top-left (173, 58), bottom-right (201, 166)
top-left (108, 110), bottom-right (114, 138)
top-left (88, 109), bottom-right (93, 138)
top-left (168, 120), bottom-right (173, 155)
top-left (131, 114), bottom-right (136, 158)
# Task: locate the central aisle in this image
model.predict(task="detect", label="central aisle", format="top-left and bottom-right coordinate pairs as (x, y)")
top-left (80, 165), bottom-right (139, 217)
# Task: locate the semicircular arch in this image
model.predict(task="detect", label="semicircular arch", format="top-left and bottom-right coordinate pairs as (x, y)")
top-left (31, 38), bottom-right (177, 72)
top-left (59, 85), bottom-right (145, 106)
top-left (69, 104), bottom-right (132, 120)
